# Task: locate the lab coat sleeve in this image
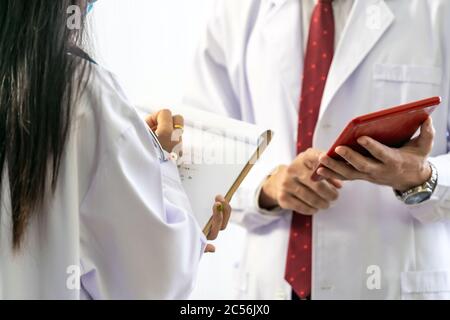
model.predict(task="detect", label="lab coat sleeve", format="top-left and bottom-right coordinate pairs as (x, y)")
top-left (407, 109), bottom-right (450, 224)
top-left (79, 120), bottom-right (207, 299)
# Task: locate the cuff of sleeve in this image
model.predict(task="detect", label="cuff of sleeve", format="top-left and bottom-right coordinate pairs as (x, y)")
top-left (407, 157), bottom-right (450, 224)
top-left (253, 174), bottom-right (284, 217)
top-left (199, 232), bottom-right (208, 257)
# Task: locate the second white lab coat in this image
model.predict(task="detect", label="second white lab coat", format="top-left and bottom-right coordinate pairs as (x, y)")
top-left (184, 0), bottom-right (450, 299)
top-left (0, 64), bottom-right (207, 299)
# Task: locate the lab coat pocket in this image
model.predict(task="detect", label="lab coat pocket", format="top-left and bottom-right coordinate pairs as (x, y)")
top-left (400, 270), bottom-right (450, 300)
top-left (372, 64), bottom-right (442, 108)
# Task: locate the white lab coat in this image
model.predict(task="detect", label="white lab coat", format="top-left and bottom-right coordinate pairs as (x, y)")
top-left (0, 64), bottom-right (207, 299)
top-left (184, 0), bottom-right (450, 299)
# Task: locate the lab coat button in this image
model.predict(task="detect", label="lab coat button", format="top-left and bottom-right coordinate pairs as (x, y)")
top-left (274, 289), bottom-right (287, 300)
top-left (320, 284), bottom-right (334, 291)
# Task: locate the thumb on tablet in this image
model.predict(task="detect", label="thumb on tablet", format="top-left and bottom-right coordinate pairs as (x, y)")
top-left (411, 117), bottom-right (435, 155)
top-left (420, 117), bottom-right (435, 142)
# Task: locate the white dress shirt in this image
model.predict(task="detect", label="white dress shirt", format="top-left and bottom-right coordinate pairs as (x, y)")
top-left (302, 0), bottom-right (355, 50)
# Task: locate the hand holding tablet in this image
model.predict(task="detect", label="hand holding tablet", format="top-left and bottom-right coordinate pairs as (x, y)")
top-left (313, 97), bottom-right (441, 191)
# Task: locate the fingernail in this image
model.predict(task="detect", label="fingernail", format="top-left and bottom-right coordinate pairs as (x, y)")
top-left (216, 203), bottom-right (224, 212)
top-left (358, 137), bottom-right (367, 146)
top-left (335, 147), bottom-right (345, 155)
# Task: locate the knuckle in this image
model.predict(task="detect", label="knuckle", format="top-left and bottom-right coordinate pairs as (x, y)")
top-left (208, 234), bottom-right (218, 241)
top-left (358, 163), bottom-right (369, 172)
top-left (159, 108), bottom-right (172, 116)
top-left (343, 151), bottom-right (352, 161)
top-left (305, 207), bottom-right (318, 215)
top-left (293, 203), bottom-right (305, 213)
top-left (310, 198), bottom-right (322, 208)
top-left (319, 201), bottom-right (330, 210)
top-left (280, 180), bottom-right (291, 191)
top-left (286, 165), bottom-right (297, 176)
top-left (297, 171), bottom-right (308, 181)
top-left (297, 186), bottom-right (307, 199)
top-left (346, 172), bottom-right (357, 181)
top-left (373, 150), bottom-right (384, 160)
top-left (330, 191), bottom-right (339, 201)
top-left (278, 193), bottom-right (289, 206)
top-left (383, 155), bottom-right (394, 166)
top-left (386, 159), bottom-right (399, 172)
top-left (316, 183), bottom-right (328, 195)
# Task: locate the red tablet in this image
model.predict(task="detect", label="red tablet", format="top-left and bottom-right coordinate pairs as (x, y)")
top-left (312, 96), bottom-right (442, 181)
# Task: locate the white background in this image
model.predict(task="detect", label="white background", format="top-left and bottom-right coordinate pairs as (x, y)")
top-left (90, 0), bottom-right (247, 299)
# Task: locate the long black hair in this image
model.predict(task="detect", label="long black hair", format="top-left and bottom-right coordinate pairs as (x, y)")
top-left (0, 0), bottom-right (90, 249)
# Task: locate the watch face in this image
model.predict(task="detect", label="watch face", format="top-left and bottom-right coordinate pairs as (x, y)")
top-left (405, 191), bottom-right (431, 205)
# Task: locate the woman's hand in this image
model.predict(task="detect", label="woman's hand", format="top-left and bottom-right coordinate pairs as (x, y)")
top-left (145, 109), bottom-right (184, 153)
top-left (204, 195), bottom-right (232, 253)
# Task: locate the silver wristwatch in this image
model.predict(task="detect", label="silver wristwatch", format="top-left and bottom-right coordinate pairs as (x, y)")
top-left (395, 162), bottom-right (438, 205)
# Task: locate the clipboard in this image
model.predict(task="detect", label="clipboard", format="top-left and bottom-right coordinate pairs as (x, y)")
top-left (202, 130), bottom-right (273, 236)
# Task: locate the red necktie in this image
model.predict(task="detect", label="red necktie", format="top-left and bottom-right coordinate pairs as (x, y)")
top-left (285, 0), bottom-right (335, 299)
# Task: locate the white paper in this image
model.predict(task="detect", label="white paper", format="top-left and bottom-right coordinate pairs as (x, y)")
top-left (138, 104), bottom-right (269, 229)
top-left (173, 106), bottom-right (267, 228)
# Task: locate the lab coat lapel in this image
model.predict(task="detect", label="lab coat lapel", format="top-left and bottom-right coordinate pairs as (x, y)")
top-left (319, 0), bottom-right (395, 121)
top-left (265, 0), bottom-right (290, 19)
